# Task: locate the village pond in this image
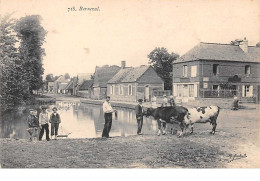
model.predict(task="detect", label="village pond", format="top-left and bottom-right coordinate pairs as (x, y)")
top-left (0, 101), bottom-right (158, 140)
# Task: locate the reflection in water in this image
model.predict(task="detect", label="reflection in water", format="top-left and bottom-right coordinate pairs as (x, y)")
top-left (0, 101), bottom-right (158, 139)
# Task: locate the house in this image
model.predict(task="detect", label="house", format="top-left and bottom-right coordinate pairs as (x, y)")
top-left (107, 63), bottom-right (164, 102)
top-left (172, 38), bottom-right (260, 102)
top-left (77, 79), bottom-right (94, 98)
top-left (47, 81), bottom-right (54, 93)
top-left (92, 64), bottom-right (121, 99)
top-left (64, 77), bottom-right (78, 95)
top-left (53, 75), bottom-right (70, 93)
top-left (74, 73), bottom-right (92, 95)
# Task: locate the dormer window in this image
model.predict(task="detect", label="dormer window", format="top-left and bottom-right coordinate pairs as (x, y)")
top-left (245, 65), bottom-right (251, 75)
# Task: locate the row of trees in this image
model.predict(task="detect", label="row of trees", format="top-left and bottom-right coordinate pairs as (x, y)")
top-left (0, 14), bottom-right (47, 112)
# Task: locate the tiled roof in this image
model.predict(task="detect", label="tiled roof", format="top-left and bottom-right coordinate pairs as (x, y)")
top-left (79, 80), bottom-right (94, 90)
top-left (58, 83), bottom-right (68, 90)
top-left (55, 75), bottom-right (70, 83)
top-left (93, 65), bottom-right (121, 87)
top-left (121, 65), bottom-right (150, 83)
top-left (107, 68), bottom-right (133, 84)
top-left (176, 42), bottom-right (260, 63)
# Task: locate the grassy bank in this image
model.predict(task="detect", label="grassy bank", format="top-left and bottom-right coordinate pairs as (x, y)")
top-left (1, 131), bottom-right (257, 168)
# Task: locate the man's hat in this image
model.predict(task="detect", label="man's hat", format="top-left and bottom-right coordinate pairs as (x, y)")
top-left (52, 107), bottom-right (57, 111)
top-left (28, 108), bottom-right (34, 112)
top-left (138, 99), bottom-right (143, 102)
top-left (41, 105), bottom-right (48, 109)
top-left (106, 96), bottom-right (110, 99)
top-left (163, 94), bottom-right (166, 97)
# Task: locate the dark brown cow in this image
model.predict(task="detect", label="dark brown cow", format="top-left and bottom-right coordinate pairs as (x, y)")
top-left (145, 106), bottom-right (188, 136)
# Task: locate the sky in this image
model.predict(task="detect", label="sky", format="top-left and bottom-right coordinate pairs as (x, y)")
top-left (1, 0), bottom-right (260, 77)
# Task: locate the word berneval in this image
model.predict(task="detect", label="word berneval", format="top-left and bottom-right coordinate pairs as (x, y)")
top-left (68, 6), bottom-right (100, 12)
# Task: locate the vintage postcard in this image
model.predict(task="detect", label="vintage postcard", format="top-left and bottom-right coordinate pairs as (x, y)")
top-left (0, 0), bottom-right (260, 171)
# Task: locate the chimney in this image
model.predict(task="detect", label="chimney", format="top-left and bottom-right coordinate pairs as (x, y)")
top-left (239, 37), bottom-right (248, 53)
top-left (121, 61), bottom-right (126, 69)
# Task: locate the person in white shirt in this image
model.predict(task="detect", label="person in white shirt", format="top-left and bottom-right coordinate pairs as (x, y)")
top-left (102, 96), bottom-right (116, 138)
top-left (39, 105), bottom-right (50, 141)
top-left (163, 95), bottom-right (168, 107)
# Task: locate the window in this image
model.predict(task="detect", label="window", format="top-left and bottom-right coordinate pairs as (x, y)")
top-left (213, 85), bottom-right (219, 90)
top-left (128, 84), bottom-right (132, 95)
top-left (188, 84), bottom-right (194, 97)
top-left (203, 83), bottom-right (208, 89)
top-left (183, 65), bottom-right (188, 77)
top-left (110, 85), bottom-right (115, 95)
top-left (191, 65), bottom-right (197, 77)
top-left (243, 85), bottom-right (253, 97)
top-left (245, 65), bottom-right (251, 75)
top-left (213, 64), bottom-right (219, 75)
top-left (119, 85), bottom-right (123, 95)
top-left (177, 85), bottom-right (182, 97)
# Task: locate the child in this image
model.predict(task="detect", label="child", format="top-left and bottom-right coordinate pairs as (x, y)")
top-left (231, 96), bottom-right (239, 110)
top-left (49, 107), bottom-right (61, 140)
top-left (27, 109), bottom-right (39, 142)
top-left (39, 105), bottom-right (51, 141)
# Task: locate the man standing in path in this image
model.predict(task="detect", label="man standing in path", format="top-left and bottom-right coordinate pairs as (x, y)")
top-left (102, 96), bottom-right (116, 138)
top-left (135, 99), bottom-right (144, 135)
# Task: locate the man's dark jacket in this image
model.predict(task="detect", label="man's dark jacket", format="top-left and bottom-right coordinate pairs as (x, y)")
top-left (135, 104), bottom-right (144, 119)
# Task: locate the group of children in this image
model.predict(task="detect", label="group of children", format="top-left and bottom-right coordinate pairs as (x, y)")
top-left (27, 105), bottom-right (61, 142)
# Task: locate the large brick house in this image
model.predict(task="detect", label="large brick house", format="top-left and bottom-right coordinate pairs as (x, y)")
top-left (107, 64), bottom-right (164, 102)
top-left (92, 65), bottom-right (121, 99)
top-left (172, 38), bottom-right (260, 102)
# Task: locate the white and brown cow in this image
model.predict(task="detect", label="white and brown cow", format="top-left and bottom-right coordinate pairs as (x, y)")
top-left (180, 106), bottom-right (220, 136)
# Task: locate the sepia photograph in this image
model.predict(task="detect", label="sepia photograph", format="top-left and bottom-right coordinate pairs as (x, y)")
top-left (0, 0), bottom-right (260, 173)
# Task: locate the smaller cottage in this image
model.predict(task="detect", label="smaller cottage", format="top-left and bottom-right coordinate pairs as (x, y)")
top-left (53, 75), bottom-right (70, 94)
top-left (64, 77), bottom-right (77, 95)
top-left (92, 65), bottom-right (121, 99)
top-left (107, 64), bottom-right (164, 102)
top-left (77, 79), bottom-right (94, 98)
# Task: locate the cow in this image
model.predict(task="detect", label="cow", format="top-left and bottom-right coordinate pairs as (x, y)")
top-left (145, 106), bottom-right (188, 136)
top-left (181, 106), bottom-right (220, 136)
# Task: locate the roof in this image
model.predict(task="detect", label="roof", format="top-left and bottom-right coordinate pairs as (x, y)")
top-left (48, 82), bottom-right (54, 86)
top-left (121, 65), bottom-right (150, 82)
top-left (77, 73), bottom-right (92, 85)
top-left (93, 65), bottom-right (121, 87)
top-left (107, 68), bottom-right (133, 83)
top-left (64, 77), bottom-right (77, 90)
top-left (58, 82), bottom-right (68, 90)
top-left (55, 75), bottom-right (70, 83)
top-left (176, 42), bottom-right (260, 63)
top-left (79, 80), bottom-right (94, 90)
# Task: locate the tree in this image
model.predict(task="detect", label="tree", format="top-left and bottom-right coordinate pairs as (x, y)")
top-left (15, 15), bottom-right (47, 94)
top-left (147, 47), bottom-right (179, 90)
top-left (45, 74), bottom-right (54, 82)
top-left (64, 73), bottom-right (70, 79)
top-left (0, 14), bottom-right (29, 112)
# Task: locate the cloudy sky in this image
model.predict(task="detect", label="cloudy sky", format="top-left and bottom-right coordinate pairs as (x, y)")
top-left (1, 0), bottom-right (260, 77)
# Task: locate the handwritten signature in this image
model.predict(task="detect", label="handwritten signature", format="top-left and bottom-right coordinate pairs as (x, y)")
top-left (220, 153), bottom-right (247, 163)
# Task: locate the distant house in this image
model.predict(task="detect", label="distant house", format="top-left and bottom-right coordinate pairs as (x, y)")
top-left (172, 38), bottom-right (260, 102)
top-left (92, 65), bottom-right (121, 99)
top-left (74, 73), bottom-right (92, 95)
top-left (47, 82), bottom-right (54, 93)
top-left (64, 77), bottom-right (78, 95)
top-left (53, 75), bottom-right (70, 93)
top-left (107, 64), bottom-right (164, 102)
top-left (77, 79), bottom-right (94, 98)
